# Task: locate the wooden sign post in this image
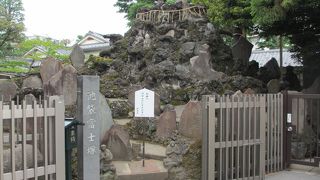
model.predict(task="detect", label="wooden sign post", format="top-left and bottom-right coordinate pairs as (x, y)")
top-left (134, 88), bottom-right (155, 167)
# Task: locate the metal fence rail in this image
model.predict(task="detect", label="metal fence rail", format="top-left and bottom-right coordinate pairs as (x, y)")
top-left (202, 95), bottom-right (266, 180)
top-left (0, 96), bottom-right (65, 180)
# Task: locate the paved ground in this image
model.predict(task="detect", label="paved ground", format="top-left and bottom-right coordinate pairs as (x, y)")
top-left (266, 170), bottom-right (320, 180)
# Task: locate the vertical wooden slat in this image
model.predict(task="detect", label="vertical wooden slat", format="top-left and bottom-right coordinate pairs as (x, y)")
top-left (271, 94), bottom-right (275, 172)
top-left (253, 95), bottom-right (257, 179)
top-left (219, 96), bottom-right (223, 180)
top-left (260, 95), bottom-right (266, 180)
top-left (231, 96), bottom-right (234, 179)
top-left (201, 96), bottom-right (209, 180)
top-left (236, 96), bottom-right (240, 180)
top-left (280, 94), bottom-right (283, 170)
top-left (225, 96), bottom-right (229, 180)
top-left (242, 95), bottom-right (246, 178)
top-left (11, 101), bottom-right (16, 180)
top-left (22, 100), bottom-right (27, 180)
top-left (248, 95), bottom-right (251, 178)
top-left (0, 101), bottom-right (3, 180)
top-left (277, 94), bottom-right (280, 171)
top-left (33, 99), bottom-right (38, 180)
top-left (208, 96), bottom-right (216, 180)
top-left (54, 97), bottom-right (66, 180)
top-left (266, 95), bottom-right (270, 173)
top-left (44, 99), bottom-right (48, 180)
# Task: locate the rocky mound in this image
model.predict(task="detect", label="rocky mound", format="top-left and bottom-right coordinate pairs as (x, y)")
top-left (80, 18), bottom-right (266, 105)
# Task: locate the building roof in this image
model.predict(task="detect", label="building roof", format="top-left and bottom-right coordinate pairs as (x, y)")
top-left (77, 31), bottom-right (110, 52)
top-left (249, 49), bottom-right (302, 67)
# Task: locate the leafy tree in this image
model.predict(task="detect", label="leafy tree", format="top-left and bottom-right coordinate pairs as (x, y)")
top-left (0, 0), bottom-right (25, 57)
top-left (0, 59), bottom-right (28, 73)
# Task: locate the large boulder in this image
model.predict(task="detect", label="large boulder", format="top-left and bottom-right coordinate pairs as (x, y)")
top-left (70, 44), bottom-right (85, 69)
top-left (267, 79), bottom-right (280, 93)
top-left (22, 75), bottom-right (42, 89)
top-left (0, 80), bottom-right (18, 101)
top-left (45, 64), bottom-right (77, 105)
top-left (3, 144), bottom-right (43, 173)
top-left (303, 76), bottom-right (320, 94)
top-left (231, 36), bottom-right (253, 68)
top-left (98, 93), bottom-right (114, 140)
top-left (40, 57), bottom-right (63, 83)
top-left (178, 101), bottom-right (202, 139)
top-left (190, 44), bottom-right (225, 81)
top-left (101, 125), bottom-right (132, 161)
top-left (259, 58), bottom-right (281, 83)
top-left (109, 100), bottom-right (131, 119)
top-left (156, 110), bottom-right (177, 138)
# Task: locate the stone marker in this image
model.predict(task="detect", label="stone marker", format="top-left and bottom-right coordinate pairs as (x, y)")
top-left (98, 92), bottom-right (114, 141)
top-left (0, 80), bottom-right (18, 101)
top-left (46, 64), bottom-right (77, 105)
top-left (101, 125), bottom-right (132, 161)
top-left (70, 44), bottom-right (85, 69)
top-left (128, 86), bottom-right (161, 115)
top-left (77, 75), bottom-right (100, 180)
top-left (190, 44), bottom-right (225, 81)
top-left (22, 75), bottom-right (42, 89)
top-left (156, 110), bottom-right (177, 138)
top-left (40, 57), bottom-right (63, 83)
top-left (267, 79), bottom-right (280, 93)
top-left (178, 101), bottom-right (202, 139)
top-left (232, 36), bottom-right (253, 67)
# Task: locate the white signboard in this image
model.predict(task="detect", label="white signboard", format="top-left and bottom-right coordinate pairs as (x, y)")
top-left (135, 88), bottom-right (155, 117)
top-left (287, 113), bottom-right (292, 123)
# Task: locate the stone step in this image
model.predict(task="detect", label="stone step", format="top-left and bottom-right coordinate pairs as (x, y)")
top-left (113, 159), bottom-right (168, 180)
top-left (130, 140), bottom-right (167, 160)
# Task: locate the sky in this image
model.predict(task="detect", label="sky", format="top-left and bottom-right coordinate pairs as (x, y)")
top-left (22, 0), bottom-right (129, 42)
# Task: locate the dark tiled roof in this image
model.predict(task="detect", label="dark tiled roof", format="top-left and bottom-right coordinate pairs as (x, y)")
top-left (249, 49), bottom-right (302, 67)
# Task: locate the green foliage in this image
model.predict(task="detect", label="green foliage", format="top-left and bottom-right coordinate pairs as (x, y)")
top-left (192, 0), bottom-right (253, 31)
top-left (252, 36), bottom-right (292, 49)
top-left (0, 59), bottom-right (28, 73)
top-left (127, 0), bottom-right (154, 23)
top-left (14, 38), bottom-right (70, 62)
top-left (0, 0), bottom-right (25, 57)
top-left (165, 0), bottom-right (177, 5)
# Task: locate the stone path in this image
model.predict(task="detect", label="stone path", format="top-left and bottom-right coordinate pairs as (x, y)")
top-left (266, 170), bottom-right (320, 180)
top-left (113, 159), bottom-right (168, 180)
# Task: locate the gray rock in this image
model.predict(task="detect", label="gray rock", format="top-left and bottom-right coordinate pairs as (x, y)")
top-left (3, 144), bottom-right (43, 173)
top-left (291, 142), bottom-right (307, 159)
top-left (0, 80), bottom-right (18, 101)
top-left (178, 101), bottom-right (202, 139)
top-left (263, 58), bottom-right (281, 81)
top-left (143, 33), bottom-right (151, 49)
top-left (190, 44), bottom-right (225, 81)
top-left (180, 42), bottom-right (195, 57)
top-left (304, 76), bottom-right (320, 94)
top-left (22, 75), bottom-right (42, 89)
top-left (101, 125), bottom-right (132, 161)
top-left (40, 57), bottom-right (63, 83)
top-left (109, 100), bottom-right (130, 118)
top-left (99, 93), bottom-right (114, 140)
top-left (232, 36), bottom-right (253, 67)
top-left (70, 44), bottom-right (85, 69)
top-left (244, 88), bottom-right (256, 94)
top-left (156, 110), bottom-right (177, 138)
top-left (45, 64), bottom-right (77, 105)
top-left (128, 85), bottom-right (143, 107)
top-left (165, 30), bottom-right (175, 37)
top-left (24, 93), bottom-right (36, 105)
top-left (267, 79), bottom-right (280, 93)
